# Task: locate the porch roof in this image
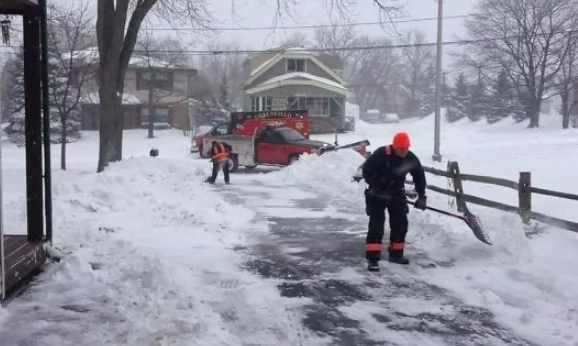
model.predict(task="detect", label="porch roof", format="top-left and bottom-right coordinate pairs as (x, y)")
top-left (0, 0), bottom-right (37, 13)
top-left (245, 72), bottom-right (349, 96)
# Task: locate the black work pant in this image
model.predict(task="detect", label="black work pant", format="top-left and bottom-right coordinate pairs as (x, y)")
top-left (208, 161), bottom-right (230, 183)
top-left (365, 190), bottom-right (409, 261)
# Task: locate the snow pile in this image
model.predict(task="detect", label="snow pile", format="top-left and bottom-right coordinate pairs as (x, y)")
top-left (262, 150), bottom-right (366, 201)
top-left (1, 155), bottom-right (318, 345)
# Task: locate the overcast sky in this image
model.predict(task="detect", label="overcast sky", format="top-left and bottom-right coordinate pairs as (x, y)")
top-left (1, 0), bottom-right (480, 77)
top-left (193, 0), bottom-right (479, 49)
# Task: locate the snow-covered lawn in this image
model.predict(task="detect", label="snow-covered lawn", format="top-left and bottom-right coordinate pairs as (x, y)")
top-left (0, 113), bottom-right (577, 345)
top-left (0, 130), bottom-right (324, 345)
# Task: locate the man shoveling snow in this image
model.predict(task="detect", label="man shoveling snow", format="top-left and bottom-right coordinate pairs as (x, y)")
top-left (362, 132), bottom-right (427, 271)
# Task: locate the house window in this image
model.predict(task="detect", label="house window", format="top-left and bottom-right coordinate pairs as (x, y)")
top-left (287, 59), bottom-right (305, 73)
top-left (288, 97), bottom-right (329, 116)
top-left (141, 106), bottom-right (170, 125)
top-left (137, 71), bottom-right (174, 91)
top-left (264, 97), bottom-right (273, 110)
top-left (250, 97), bottom-right (260, 111)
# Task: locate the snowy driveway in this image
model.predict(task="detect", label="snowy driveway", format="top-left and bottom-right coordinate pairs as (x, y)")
top-left (218, 172), bottom-right (538, 346)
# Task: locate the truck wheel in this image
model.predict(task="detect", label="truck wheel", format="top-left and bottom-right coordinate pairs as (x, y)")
top-left (229, 155), bottom-right (239, 172)
top-left (289, 155), bottom-right (300, 165)
top-left (244, 165), bottom-right (257, 170)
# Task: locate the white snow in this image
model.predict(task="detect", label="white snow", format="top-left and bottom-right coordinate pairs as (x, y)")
top-left (1, 112), bottom-right (577, 345)
top-left (0, 130), bottom-right (324, 345)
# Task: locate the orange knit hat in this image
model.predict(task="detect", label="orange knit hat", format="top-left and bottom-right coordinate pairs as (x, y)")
top-left (392, 132), bottom-right (410, 149)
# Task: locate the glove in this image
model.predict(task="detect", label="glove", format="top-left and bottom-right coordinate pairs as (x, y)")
top-left (414, 196), bottom-right (427, 211)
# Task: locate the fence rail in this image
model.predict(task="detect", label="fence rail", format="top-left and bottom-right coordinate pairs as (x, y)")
top-left (414, 161), bottom-right (578, 233)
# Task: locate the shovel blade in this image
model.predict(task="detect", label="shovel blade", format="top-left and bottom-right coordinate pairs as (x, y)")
top-left (464, 209), bottom-right (492, 245)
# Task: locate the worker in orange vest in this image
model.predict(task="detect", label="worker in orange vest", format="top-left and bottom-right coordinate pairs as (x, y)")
top-left (361, 132), bottom-right (427, 270)
top-left (206, 141), bottom-right (232, 184)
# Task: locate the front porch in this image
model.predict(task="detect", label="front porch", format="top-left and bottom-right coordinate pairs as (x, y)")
top-left (247, 94), bottom-right (346, 134)
top-left (1, 0), bottom-right (52, 305)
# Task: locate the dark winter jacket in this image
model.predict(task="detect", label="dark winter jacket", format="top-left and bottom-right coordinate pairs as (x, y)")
top-left (361, 145), bottom-right (427, 198)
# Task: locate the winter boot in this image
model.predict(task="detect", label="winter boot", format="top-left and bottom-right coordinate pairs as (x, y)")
top-left (388, 256), bottom-right (410, 265)
top-left (388, 247), bottom-right (410, 265)
top-left (367, 260), bottom-right (380, 272)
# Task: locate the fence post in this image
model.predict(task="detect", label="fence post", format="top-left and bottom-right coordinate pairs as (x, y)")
top-left (448, 161), bottom-right (467, 213)
top-left (518, 172), bottom-right (532, 224)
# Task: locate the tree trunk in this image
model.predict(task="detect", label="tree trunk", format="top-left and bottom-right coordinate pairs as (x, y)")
top-left (97, 67), bottom-right (124, 172)
top-left (528, 98), bottom-right (541, 128)
top-left (561, 93), bottom-right (570, 129)
top-left (60, 120), bottom-right (67, 170)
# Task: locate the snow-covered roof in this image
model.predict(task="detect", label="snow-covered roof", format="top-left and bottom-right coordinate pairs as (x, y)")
top-left (256, 72), bottom-right (346, 90)
top-left (79, 92), bottom-right (141, 105)
top-left (63, 48), bottom-right (194, 70)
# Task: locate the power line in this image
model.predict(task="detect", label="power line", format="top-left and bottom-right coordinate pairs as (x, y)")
top-left (125, 37), bottom-right (506, 56)
top-left (2, 26), bottom-right (577, 57)
top-left (145, 14), bottom-right (472, 32)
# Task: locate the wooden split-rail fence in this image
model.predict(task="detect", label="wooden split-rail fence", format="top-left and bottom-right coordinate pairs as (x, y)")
top-left (410, 161), bottom-right (578, 233)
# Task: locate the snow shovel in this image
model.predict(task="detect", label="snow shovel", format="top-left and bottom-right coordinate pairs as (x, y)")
top-left (405, 199), bottom-right (492, 245)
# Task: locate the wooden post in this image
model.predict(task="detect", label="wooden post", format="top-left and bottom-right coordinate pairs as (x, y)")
top-left (518, 172), bottom-right (532, 224)
top-left (23, 9), bottom-right (44, 242)
top-left (448, 161), bottom-right (467, 212)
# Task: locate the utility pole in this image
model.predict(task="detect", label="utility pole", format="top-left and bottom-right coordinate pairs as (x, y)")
top-left (147, 72), bottom-right (156, 139)
top-left (433, 0), bottom-right (443, 162)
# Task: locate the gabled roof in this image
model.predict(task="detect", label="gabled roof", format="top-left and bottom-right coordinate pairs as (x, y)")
top-left (245, 72), bottom-right (349, 96)
top-left (245, 46), bottom-right (347, 87)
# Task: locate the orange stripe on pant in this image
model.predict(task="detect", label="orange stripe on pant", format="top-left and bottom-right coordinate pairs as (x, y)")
top-left (389, 242), bottom-right (405, 250)
top-left (366, 243), bottom-right (382, 252)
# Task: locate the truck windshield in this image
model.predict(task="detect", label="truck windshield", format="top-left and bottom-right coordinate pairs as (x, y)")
top-left (278, 128), bottom-right (306, 141)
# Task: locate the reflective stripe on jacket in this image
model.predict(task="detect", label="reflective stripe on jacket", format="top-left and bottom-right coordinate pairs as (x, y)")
top-left (212, 143), bottom-right (229, 163)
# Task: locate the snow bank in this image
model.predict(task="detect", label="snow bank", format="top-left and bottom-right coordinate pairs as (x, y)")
top-left (1, 156), bottom-right (317, 345)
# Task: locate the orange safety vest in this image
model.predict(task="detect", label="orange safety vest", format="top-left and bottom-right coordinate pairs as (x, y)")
top-left (212, 143), bottom-right (229, 163)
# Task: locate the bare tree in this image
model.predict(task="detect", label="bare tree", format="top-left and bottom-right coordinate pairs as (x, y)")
top-left (95, 0), bottom-right (400, 172)
top-left (313, 24), bottom-right (357, 79)
top-left (552, 30), bottom-right (578, 129)
top-left (136, 30), bottom-right (191, 138)
top-left (465, 0), bottom-right (578, 128)
top-left (278, 31), bottom-right (310, 47)
top-left (399, 30), bottom-right (436, 116)
top-left (47, 1), bottom-right (96, 170)
top-left (347, 36), bottom-right (402, 112)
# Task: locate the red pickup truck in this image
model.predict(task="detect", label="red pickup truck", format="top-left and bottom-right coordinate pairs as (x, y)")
top-left (201, 124), bottom-right (370, 171)
top-left (191, 110), bottom-right (310, 157)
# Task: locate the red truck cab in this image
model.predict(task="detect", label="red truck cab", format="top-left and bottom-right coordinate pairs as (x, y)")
top-left (191, 110), bottom-right (310, 157)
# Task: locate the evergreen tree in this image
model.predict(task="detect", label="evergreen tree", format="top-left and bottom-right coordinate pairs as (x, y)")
top-left (468, 79), bottom-right (489, 122)
top-left (445, 73), bottom-right (469, 122)
top-left (417, 83), bottom-right (435, 117)
top-left (3, 47), bottom-right (26, 145)
top-left (487, 70), bottom-right (512, 123)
